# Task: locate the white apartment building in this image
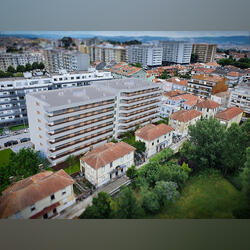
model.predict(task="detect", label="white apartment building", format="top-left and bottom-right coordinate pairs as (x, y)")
top-left (228, 83), bottom-right (250, 119)
top-left (89, 44), bottom-right (127, 63)
top-left (80, 141), bottom-right (135, 187)
top-left (127, 45), bottom-right (163, 67)
top-left (0, 52), bottom-right (44, 71)
top-left (0, 70), bottom-right (113, 127)
top-left (26, 78), bottom-right (161, 166)
top-left (0, 169), bottom-right (75, 219)
top-left (158, 41), bottom-right (192, 64)
top-left (0, 76), bottom-right (53, 126)
top-left (44, 50), bottom-right (90, 73)
top-left (135, 123), bottom-right (174, 157)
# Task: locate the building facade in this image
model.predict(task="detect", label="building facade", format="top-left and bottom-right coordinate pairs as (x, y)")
top-left (195, 99), bottom-right (220, 118)
top-left (80, 141), bottom-right (135, 187)
top-left (44, 50), bottom-right (90, 73)
top-left (159, 41), bottom-right (192, 64)
top-left (0, 170), bottom-right (75, 219)
top-left (26, 79), bottom-right (161, 166)
top-left (192, 44), bottom-right (217, 63)
top-left (127, 45), bottom-right (163, 67)
top-left (135, 123), bottom-right (174, 157)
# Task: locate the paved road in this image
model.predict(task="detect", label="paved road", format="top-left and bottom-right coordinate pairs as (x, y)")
top-left (11, 142), bottom-right (33, 153)
top-left (0, 131), bottom-right (30, 148)
top-left (56, 137), bottom-right (188, 219)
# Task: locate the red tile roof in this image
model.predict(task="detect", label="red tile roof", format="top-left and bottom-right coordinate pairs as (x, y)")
top-left (168, 77), bottom-right (187, 86)
top-left (109, 63), bottom-right (143, 76)
top-left (81, 142), bottom-right (135, 170)
top-left (170, 109), bottom-right (202, 122)
top-left (135, 123), bottom-right (174, 141)
top-left (215, 107), bottom-right (244, 121)
top-left (0, 170), bottom-right (74, 218)
top-left (196, 99), bottom-right (220, 109)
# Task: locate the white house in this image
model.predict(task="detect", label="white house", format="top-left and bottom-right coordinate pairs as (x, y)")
top-left (0, 170), bottom-right (76, 219)
top-left (195, 99), bottom-right (220, 118)
top-left (80, 141), bottom-right (136, 188)
top-left (135, 123), bottom-right (174, 158)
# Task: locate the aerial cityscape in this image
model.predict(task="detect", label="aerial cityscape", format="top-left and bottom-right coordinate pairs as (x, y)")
top-left (0, 31), bottom-right (249, 219)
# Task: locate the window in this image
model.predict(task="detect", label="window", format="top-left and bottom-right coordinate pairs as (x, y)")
top-left (30, 204), bottom-right (36, 212)
top-left (157, 139), bottom-right (159, 143)
top-left (152, 142), bottom-right (154, 146)
top-left (110, 162), bottom-right (113, 168)
top-left (36, 101), bottom-right (40, 106)
top-left (37, 119), bottom-right (41, 123)
top-left (50, 194), bottom-right (55, 200)
top-left (36, 111), bottom-right (40, 115)
top-left (62, 189), bottom-right (66, 195)
top-left (39, 135), bottom-right (43, 139)
top-left (43, 213), bottom-right (48, 219)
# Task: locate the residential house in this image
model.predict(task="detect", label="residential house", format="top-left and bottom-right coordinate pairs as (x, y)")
top-left (195, 99), bottom-right (220, 118)
top-left (0, 170), bottom-right (75, 219)
top-left (215, 106), bottom-right (244, 128)
top-left (169, 109), bottom-right (202, 136)
top-left (135, 123), bottom-right (174, 157)
top-left (80, 141), bottom-right (135, 187)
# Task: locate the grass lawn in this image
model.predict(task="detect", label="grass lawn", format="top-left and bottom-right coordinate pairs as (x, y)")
top-left (0, 148), bottom-right (13, 167)
top-left (9, 123), bottom-right (29, 131)
top-left (64, 161), bottom-right (80, 175)
top-left (150, 170), bottom-right (244, 219)
top-left (0, 128), bottom-right (3, 134)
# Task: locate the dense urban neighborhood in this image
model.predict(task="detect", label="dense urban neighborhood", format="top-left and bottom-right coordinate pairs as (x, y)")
top-left (0, 32), bottom-right (249, 219)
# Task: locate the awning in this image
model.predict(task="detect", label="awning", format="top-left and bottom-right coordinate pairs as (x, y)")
top-left (30, 202), bottom-right (60, 219)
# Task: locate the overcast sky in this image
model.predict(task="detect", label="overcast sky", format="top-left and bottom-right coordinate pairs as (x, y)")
top-left (1, 31), bottom-right (249, 38)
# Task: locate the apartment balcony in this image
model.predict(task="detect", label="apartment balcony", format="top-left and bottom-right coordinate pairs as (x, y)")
top-left (46, 111), bottom-right (114, 132)
top-left (48, 122), bottom-right (113, 146)
top-left (46, 100), bottom-right (115, 118)
top-left (49, 134), bottom-right (112, 161)
top-left (47, 107), bottom-right (114, 126)
top-left (119, 105), bottom-right (159, 119)
top-left (118, 115), bottom-right (158, 131)
top-left (119, 110), bottom-right (158, 125)
top-left (120, 89), bottom-right (161, 99)
top-left (120, 99), bottom-right (160, 111)
top-left (47, 114), bottom-right (114, 136)
top-left (120, 93), bottom-right (161, 105)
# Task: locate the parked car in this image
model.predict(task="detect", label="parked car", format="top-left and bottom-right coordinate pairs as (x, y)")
top-left (4, 140), bottom-right (18, 147)
top-left (20, 137), bottom-right (30, 143)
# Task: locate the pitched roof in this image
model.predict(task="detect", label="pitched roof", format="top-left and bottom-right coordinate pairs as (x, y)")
top-left (170, 109), bottom-right (202, 122)
top-left (109, 63), bottom-right (143, 77)
top-left (196, 99), bottom-right (220, 109)
top-left (168, 77), bottom-right (187, 86)
top-left (193, 74), bottom-right (225, 82)
top-left (135, 123), bottom-right (174, 141)
top-left (215, 106), bottom-right (244, 121)
top-left (0, 170), bottom-right (74, 218)
top-left (81, 141), bottom-right (136, 170)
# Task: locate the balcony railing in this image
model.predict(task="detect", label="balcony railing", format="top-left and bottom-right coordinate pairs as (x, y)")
top-left (120, 105), bottom-right (159, 117)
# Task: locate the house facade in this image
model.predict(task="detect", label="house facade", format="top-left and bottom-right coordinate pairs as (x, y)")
top-left (80, 141), bottom-right (135, 187)
top-left (0, 170), bottom-right (75, 219)
top-left (135, 123), bottom-right (174, 157)
top-left (195, 99), bottom-right (220, 118)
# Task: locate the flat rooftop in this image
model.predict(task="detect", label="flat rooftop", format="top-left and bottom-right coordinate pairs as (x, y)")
top-left (27, 85), bottom-right (115, 108)
top-left (92, 78), bottom-right (158, 91)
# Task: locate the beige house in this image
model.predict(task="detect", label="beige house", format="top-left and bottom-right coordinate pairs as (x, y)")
top-left (135, 124), bottom-right (174, 158)
top-left (169, 109), bottom-right (202, 136)
top-left (0, 170), bottom-right (75, 219)
top-left (195, 99), bottom-right (220, 118)
top-left (80, 142), bottom-right (136, 188)
top-left (215, 106), bottom-right (244, 128)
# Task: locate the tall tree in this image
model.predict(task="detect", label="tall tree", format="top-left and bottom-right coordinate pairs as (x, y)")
top-left (7, 65), bottom-right (16, 73)
top-left (117, 186), bottom-right (144, 218)
top-left (25, 63), bottom-right (32, 72)
top-left (140, 188), bottom-right (160, 214)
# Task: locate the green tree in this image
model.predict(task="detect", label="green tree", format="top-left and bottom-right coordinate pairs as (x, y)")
top-left (180, 118), bottom-right (226, 171)
top-left (126, 165), bottom-right (137, 179)
top-left (7, 65), bottom-right (16, 73)
top-left (38, 62), bottom-right (45, 70)
top-left (160, 70), bottom-right (171, 79)
top-left (140, 188), bottom-right (160, 214)
top-left (66, 155), bottom-right (76, 168)
top-left (154, 181), bottom-right (179, 207)
top-left (191, 53), bottom-right (198, 63)
top-left (132, 141), bottom-right (146, 155)
top-left (79, 192), bottom-right (115, 219)
top-left (241, 147), bottom-right (250, 201)
top-left (16, 65), bottom-right (26, 72)
top-left (32, 62), bottom-right (39, 70)
top-left (25, 63), bottom-right (32, 71)
top-left (117, 186), bottom-right (144, 218)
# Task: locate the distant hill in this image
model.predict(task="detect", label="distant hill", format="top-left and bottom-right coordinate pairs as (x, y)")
top-left (0, 32), bottom-right (249, 46)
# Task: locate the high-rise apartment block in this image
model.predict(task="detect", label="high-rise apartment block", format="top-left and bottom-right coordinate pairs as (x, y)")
top-left (26, 79), bottom-right (161, 166)
top-left (192, 43), bottom-right (217, 63)
top-left (0, 70), bottom-right (113, 127)
top-left (158, 41), bottom-right (192, 64)
top-left (127, 45), bottom-right (163, 67)
top-left (44, 50), bottom-right (90, 73)
top-left (0, 52), bottom-right (44, 71)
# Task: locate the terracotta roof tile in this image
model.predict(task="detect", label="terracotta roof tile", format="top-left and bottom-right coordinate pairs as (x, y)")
top-left (135, 123), bottom-right (174, 141)
top-left (170, 109), bottom-right (202, 122)
top-left (215, 106), bottom-right (243, 121)
top-left (196, 99), bottom-right (220, 109)
top-left (81, 142), bottom-right (135, 170)
top-left (0, 170), bottom-right (74, 218)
